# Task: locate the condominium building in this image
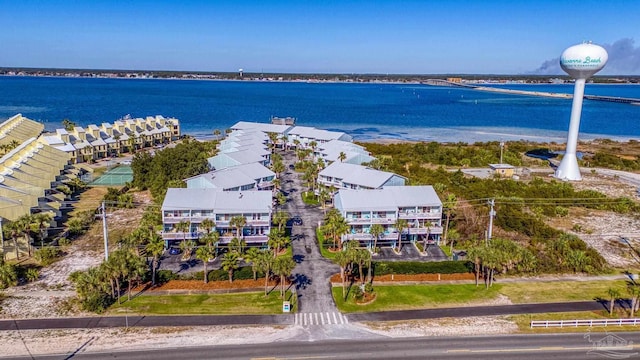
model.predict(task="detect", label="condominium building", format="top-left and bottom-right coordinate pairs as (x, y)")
top-left (39, 115), bottom-right (180, 163)
top-left (186, 162), bottom-right (276, 191)
top-left (285, 126), bottom-right (352, 148)
top-left (161, 188), bottom-right (273, 246)
top-left (334, 186), bottom-right (443, 248)
top-left (318, 162), bottom-right (406, 192)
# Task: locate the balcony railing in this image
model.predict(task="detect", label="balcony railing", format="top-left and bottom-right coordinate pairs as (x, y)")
top-left (161, 231), bottom-right (201, 240)
top-left (219, 235), bottom-right (268, 243)
top-left (346, 217), bottom-right (396, 225)
top-left (399, 211), bottom-right (441, 219)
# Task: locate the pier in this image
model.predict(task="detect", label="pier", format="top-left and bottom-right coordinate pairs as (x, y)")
top-left (423, 79), bottom-right (640, 105)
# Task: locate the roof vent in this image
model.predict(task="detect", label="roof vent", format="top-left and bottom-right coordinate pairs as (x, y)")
top-left (239, 192), bottom-right (243, 199)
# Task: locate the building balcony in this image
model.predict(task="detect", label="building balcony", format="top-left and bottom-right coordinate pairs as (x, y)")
top-left (406, 226), bottom-right (443, 235)
top-left (161, 231), bottom-right (201, 240)
top-left (246, 219), bottom-right (270, 226)
top-left (398, 211), bottom-right (442, 220)
top-left (346, 217), bottom-right (396, 225)
top-left (344, 233), bottom-right (398, 241)
top-left (219, 234), bottom-right (268, 243)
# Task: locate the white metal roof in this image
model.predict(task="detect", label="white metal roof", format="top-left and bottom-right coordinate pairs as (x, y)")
top-left (319, 162), bottom-right (403, 189)
top-left (162, 188), bottom-right (272, 213)
top-left (335, 186), bottom-right (442, 212)
top-left (230, 121), bottom-right (292, 134)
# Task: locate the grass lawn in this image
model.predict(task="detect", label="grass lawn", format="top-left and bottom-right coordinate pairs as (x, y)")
top-left (333, 284), bottom-right (502, 313)
top-left (301, 192), bottom-right (319, 206)
top-left (439, 245), bottom-right (452, 258)
top-left (110, 290), bottom-right (296, 315)
top-left (499, 280), bottom-right (628, 304)
top-left (333, 280), bottom-right (630, 313)
top-left (508, 310), bottom-right (640, 333)
top-left (317, 228), bottom-right (337, 260)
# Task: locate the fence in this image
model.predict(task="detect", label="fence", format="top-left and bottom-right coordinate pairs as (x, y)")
top-left (531, 318), bottom-right (640, 328)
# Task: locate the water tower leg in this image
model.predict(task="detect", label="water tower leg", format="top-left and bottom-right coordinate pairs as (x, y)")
top-left (555, 78), bottom-right (586, 181)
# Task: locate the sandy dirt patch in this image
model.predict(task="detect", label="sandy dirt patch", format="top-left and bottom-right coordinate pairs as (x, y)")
top-left (362, 316), bottom-right (518, 337)
top-left (0, 325), bottom-right (293, 358)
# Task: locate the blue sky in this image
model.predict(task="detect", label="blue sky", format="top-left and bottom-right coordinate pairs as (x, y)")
top-left (1, 0), bottom-right (639, 74)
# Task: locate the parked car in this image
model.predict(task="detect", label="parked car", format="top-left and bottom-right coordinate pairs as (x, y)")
top-left (292, 215), bottom-right (303, 226)
top-left (168, 247), bottom-right (181, 255)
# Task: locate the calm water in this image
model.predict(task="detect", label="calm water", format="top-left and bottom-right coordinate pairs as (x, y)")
top-left (0, 76), bottom-right (639, 143)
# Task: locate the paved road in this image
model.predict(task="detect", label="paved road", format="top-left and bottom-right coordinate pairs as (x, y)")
top-left (0, 300), bottom-right (608, 331)
top-left (5, 332), bottom-right (640, 359)
top-left (281, 151), bottom-right (340, 314)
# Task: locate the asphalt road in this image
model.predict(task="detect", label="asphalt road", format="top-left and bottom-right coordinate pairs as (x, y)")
top-left (0, 300), bottom-right (607, 331)
top-left (5, 332), bottom-right (640, 360)
top-left (281, 150), bottom-right (340, 314)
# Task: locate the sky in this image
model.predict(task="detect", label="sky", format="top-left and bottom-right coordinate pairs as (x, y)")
top-left (1, 0), bottom-right (639, 75)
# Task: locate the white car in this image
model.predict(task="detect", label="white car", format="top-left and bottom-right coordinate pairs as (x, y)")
top-left (120, 160), bottom-right (132, 165)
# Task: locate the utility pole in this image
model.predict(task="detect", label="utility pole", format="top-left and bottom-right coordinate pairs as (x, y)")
top-left (499, 141), bottom-right (505, 164)
top-left (487, 198), bottom-right (496, 242)
top-left (0, 217), bottom-right (5, 261)
top-left (102, 201), bottom-right (109, 261)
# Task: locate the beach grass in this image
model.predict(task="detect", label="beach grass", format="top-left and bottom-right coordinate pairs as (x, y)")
top-left (499, 280), bottom-right (627, 304)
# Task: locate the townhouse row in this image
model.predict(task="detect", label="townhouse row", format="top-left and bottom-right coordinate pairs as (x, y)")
top-left (39, 115), bottom-right (181, 163)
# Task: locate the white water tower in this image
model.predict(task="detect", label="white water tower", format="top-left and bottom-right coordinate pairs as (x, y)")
top-left (554, 42), bottom-right (608, 181)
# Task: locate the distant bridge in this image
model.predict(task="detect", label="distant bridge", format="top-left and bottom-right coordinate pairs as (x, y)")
top-left (422, 79), bottom-right (640, 105)
top-left (584, 95), bottom-right (640, 105)
top-left (422, 79), bottom-right (477, 88)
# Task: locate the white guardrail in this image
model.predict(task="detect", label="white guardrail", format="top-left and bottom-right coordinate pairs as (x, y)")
top-left (531, 318), bottom-right (640, 328)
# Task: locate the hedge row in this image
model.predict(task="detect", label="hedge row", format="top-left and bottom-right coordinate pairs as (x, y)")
top-left (373, 261), bottom-right (472, 275)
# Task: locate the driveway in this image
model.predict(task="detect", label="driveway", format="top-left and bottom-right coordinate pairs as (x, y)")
top-left (280, 151), bottom-right (340, 313)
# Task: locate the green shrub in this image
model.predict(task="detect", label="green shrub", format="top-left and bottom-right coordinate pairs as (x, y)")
top-left (207, 266), bottom-right (255, 282)
top-left (373, 261), bottom-right (472, 275)
top-left (156, 270), bottom-right (178, 284)
top-left (81, 293), bottom-right (113, 313)
top-left (25, 268), bottom-right (40, 282)
top-left (34, 246), bottom-right (61, 266)
top-left (58, 237), bottom-right (71, 246)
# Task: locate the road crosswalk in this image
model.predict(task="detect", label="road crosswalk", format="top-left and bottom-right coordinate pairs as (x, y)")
top-left (294, 312), bottom-right (349, 326)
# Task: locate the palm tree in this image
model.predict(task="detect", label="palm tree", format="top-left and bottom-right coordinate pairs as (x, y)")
top-left (318, 188), bottom-right (330, 215)
top-left (267, 132), bottom-right (279, 152)
top-left (17, 215), bottom-right (35, 257)
top-left (213, 129), bottom-right (221, 141)
top-left (608, 287), bottom-right (621, 315)
top-left (394, 219), bottom-right (408, 253)
top-left (229, 216), bottom-right (246, 239)
top-left (421, 221), bottom-right (432, 254)
top-left (338, 151), bottom-right (347, 162)
top-left (174, 220), bottom-right (191, 243)
top-left (627, 283), bottom-right (640, 317)
top-left (335, 251), bottom-right (352, 300)
top-left (5, 221), bottom-right (22, 260)
top-left (244, 247), bottom-right (261, 281)
top-left (179, 239), bottom-right (196, 260)
top-left (369, 224), bottom-right (384, 252)
top-left (196, 246), bottom-right (214, 284)
top-left (257, 250), bottom-right (274, 295)
top-left (222, 251), bottom-right (240, 283)
top-left (293, 139), bottom-right (300, 150)
top-left (199, 218), bottom-right (215, 236)
top-left (202, 231), bottom-right (220, 254)
top-left (268, 229), bottom-right (289, 258)
top-left (443, 194), bottom-right (457, 246)
top-left (272, 211), bottom-right (289, 233)
top-left (271, 160), bottom-right (285, 176)
top-left (280, 135), bottom-right (289, 151)
top-left (322, 209), bottom-right (349, 251)
top-left (62, 118), bottom-right (76, 131)
top-left (32, 213), bottom-right (52, 247)
top-left (273, 256), bottom-right (295, 299)
top-left (0, 258), bottom-right (18, 289)
top-left (228, 237), bottom-right (246, 255)
top-left (146, 234), bottom-right (164, 286)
